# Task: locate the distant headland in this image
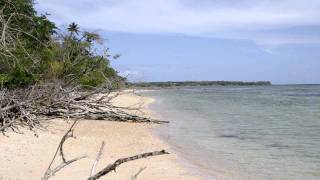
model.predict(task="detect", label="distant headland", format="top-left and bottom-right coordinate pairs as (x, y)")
top-left (130, 81), bottom-right (272, 87)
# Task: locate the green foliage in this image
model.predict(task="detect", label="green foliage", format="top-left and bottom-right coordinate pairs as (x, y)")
top-left (0, 0), bottom-right (123, 88)
top-left (47, 28), bottom-right (122, 87)
top-left (79, 71), bottom-right (106, 87)
top-left (0, 0), bottom-right (56, 87)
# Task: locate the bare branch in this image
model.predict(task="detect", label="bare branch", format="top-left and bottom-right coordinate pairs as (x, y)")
top-left (42, 120), bottom-right (87, 180)
top-left (42, 155), bottom-right (87, 180)
top-left (1, 83), bottom-right (168, 132)
top-left (88, 150), bottom-right (169, 180)
top-left (90, 141), bottom-right (105, 177)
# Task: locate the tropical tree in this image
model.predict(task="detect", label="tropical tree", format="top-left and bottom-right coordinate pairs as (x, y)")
top-left (67, 22), bottom-right (79, 37)
top-left (0, 0), bottom-right (123, 88)
top-left (0, 0), bottom-right (55, 87)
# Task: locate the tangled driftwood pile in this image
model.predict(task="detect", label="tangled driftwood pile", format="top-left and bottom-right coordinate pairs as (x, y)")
top-left (1, 82), bottom-right (170, 179)
top-left (0, 82), bottom-right (168, 132)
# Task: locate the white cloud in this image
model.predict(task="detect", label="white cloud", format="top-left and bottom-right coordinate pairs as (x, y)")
top-left (36, 0), bottom-right (320, 45)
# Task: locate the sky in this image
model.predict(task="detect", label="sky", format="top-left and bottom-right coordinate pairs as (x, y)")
top-left (36, 0), bottom-right (320, 84)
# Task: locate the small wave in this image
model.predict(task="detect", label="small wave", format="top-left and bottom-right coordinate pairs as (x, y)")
top-left (218, 134), bottom-right (248, 141)
top-left (266, 143), bottom-right (290, 149)
top-left (286, 93), bottom-right (320, 97)
top-left (219, 134), bottom-right (239, 138)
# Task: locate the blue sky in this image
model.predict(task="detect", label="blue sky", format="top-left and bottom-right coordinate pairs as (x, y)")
top-left (36, 0), bottom-right (320, 84)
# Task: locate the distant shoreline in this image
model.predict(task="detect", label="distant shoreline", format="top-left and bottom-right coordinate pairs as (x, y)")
top-left (130, 80), bottom-right (271, 88)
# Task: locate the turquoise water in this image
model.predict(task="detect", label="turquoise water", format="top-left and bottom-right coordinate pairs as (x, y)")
top-left (143, 85), bottom-right (320, 180)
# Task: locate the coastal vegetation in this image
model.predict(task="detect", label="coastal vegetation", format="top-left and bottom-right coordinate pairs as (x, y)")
top-left (131, 81), bottom-right (272, 88)
top-left (0, 0), bottom-right (123, 88)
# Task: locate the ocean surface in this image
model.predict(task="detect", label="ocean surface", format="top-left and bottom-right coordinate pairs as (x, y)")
top-left (142, 85), bottom-right (320, 180)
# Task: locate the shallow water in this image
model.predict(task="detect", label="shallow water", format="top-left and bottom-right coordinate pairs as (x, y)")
top-left (143, 85), bottom-right (320, 180)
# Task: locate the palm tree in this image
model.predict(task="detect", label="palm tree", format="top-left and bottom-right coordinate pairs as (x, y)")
top-left (67, 22), bottom-right (79, 37)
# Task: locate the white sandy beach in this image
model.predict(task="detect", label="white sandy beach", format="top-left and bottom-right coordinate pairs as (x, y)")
top-left (0, 92), bottom-right (201, 180)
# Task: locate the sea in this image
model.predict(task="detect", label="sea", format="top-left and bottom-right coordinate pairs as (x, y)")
top-left (142, 85), bottom-right (320, 180)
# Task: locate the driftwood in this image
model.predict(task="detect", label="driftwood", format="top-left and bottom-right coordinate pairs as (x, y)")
top-left (41, 119), bottom-right (169, 179)
top-left (0, 80), bottom-right (170, 179)
top-left (0, 82), bottom-right (168, 132)
top-left (0, 82), bottom-right (171, 179)
top-left (42, 120), bottom-right (87, 180)
top-left (88, 150), bottom-right (169, 180)
top-left (90, 141), bottom-right (105, 177)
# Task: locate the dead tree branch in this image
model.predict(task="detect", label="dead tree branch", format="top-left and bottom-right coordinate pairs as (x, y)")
top-left (0, 83), bottom-right (168, 132)
top-left (42, 120), bottom-right (169, 180)
top-left (42, 120), bottom-right (87, 180)
top-left (90, 141), bottom-right (105, 177)
top-left (88, 150), bottom-right (169, 180)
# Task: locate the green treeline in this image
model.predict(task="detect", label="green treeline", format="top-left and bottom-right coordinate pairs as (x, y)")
top-left (131, 81), bottom-right (272, 88)
top-left (0, 0), bottom-right (123, 88)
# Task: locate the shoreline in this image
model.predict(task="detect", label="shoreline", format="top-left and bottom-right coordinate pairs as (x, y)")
top-left (0, 92), bottom-right (201, 179)
top-left (146, 93), bottom-right (236, 180)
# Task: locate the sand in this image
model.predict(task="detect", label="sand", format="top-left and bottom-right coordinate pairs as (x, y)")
top-left (0, 92), bottom-right (202, 180)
